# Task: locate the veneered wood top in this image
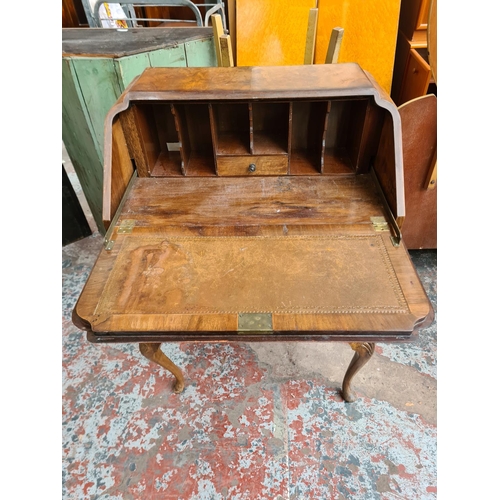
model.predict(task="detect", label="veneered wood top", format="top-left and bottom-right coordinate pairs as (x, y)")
top-left (62, 27), bottom-right (213, 58)
top-left (125, 63), bottom-right (380, 100)
top-left (118, 175), bottom-right (385, 227)
top-left (75, 176), bottom-right (433, 340)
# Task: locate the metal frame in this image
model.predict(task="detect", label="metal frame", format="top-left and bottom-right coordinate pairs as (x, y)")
top-left (84, 0), bottom-right (226, 29)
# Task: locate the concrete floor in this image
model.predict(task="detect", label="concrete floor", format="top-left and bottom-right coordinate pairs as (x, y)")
top-left (62, 147), bottom-right (437, 499)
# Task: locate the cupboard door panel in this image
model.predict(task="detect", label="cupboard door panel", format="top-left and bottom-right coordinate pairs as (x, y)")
top-left (398, 48), bottom-right (431, 105)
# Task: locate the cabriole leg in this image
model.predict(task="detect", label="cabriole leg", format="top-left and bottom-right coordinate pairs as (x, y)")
top-left (139, 343), bottom-right (185, 394)
top-left (341, 342), bottom-right (375, 402)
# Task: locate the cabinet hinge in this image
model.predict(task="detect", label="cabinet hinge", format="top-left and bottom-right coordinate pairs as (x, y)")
top-left (117, 219), bottom-right (135, 234)
top-left (371, 216), bottom-right (389, 232)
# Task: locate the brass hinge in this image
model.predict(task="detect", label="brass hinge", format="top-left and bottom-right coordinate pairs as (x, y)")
top-left (104, 220), bottom-right (135, 251)
top-left (102, 172), bottom-right (137, 251)
top-left (238, 313), bottom-right (273, 333)
top-left (371, 216), bottom-right (389, 232)
top-left (117, 219), bottom-right (135, 234)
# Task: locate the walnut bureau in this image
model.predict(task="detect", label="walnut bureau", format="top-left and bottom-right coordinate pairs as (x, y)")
top-left (72, 64), bottom-right (434, 402)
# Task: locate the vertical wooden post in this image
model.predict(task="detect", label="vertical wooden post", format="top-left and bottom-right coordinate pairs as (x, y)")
top-left (211, 14), bottom-right (224, 67)
top-left (220, 34), bottom-right (234, 67)
top-left (227, 0), bottom-right (237, 63)
top-left (304, 8), bottom-right (319, 65)
top-left (325, 27), bottom-right (344, 64)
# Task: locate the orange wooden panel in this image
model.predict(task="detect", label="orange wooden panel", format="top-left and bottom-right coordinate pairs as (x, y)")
top-left (314, 0), bottom-right (401, 94)
top-left (236, 0), bottom-right (316, 66)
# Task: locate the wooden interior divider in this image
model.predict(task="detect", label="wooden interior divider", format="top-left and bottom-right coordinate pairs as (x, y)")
top-left (248, 103), bottom-right (254, 154)
top-left (208, 103), bottom-right (219, 175)
top-left (319, 101), bottom-right (331, 173)
top-left (287, 103), bottom-right (293, 174)
top-left (170, 104), bottom-right (188, 175)
top-left (126, 97), bottom-right (381, 178)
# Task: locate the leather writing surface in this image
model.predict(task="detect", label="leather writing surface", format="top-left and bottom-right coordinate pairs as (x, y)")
top-left (95, 234), bottom-right (409, 317)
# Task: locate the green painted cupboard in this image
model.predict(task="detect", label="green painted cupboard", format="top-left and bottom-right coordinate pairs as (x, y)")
top-left (62, 27), bottom-right (217, 233)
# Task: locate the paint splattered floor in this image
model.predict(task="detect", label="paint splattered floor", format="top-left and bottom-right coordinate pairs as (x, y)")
top-left (62, 230), bottom-right (437, 500)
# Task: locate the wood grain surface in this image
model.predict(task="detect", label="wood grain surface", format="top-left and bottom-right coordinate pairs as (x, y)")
top-left (398, 94), bottom-right (437, 249)
top-left (75, 174), bottom-right (432, 339)
top-left (236, 0), bottom-right (316, 66)
top-left (314, 0), bottom-right (401, 94)
top-left (73, 63), bottom-right (433, 349)
top-left (62, 27), bottom-right (214, 57)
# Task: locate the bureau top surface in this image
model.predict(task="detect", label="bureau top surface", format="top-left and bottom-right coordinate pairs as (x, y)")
top-left (123, 63), bottom-right (384, 101)
top-left (62, 27), bottom-right (213, 57)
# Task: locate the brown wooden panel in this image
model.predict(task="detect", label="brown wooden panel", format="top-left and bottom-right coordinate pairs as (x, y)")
top-left (62, 0), bottom-right (81, 27)
top-left (117, 176), bottom-right (384, 227)
top-left (399, 95), bottom-right (437, 249)
top-left (252, 102), bottom-right (290, 155)
top-left (212, 103), bottom-right (251, 155)
top-left (120, 106), bottom-right (150, 177)
top-left (217, 155), bottom-right (288, 176)
top-left (133, 105), bottom-right (162, 173)
top-left (108, 117), bottom-right (135, 226)
top-left (398, 48), bottom-right (431, 105)
top-left (373, 112), bottom-right (398, 218)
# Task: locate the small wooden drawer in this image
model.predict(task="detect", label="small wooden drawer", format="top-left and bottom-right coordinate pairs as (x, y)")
top-left (217, 155), bottom-right (288, 176)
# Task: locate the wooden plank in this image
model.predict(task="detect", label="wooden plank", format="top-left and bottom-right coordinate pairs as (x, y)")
top-left (184, 38), bottom-right (217, 67)
top-left (62, 58), bottom-right (105, 234)
top-left (304, 8), bottom-right (318, 65)
top-left (71, 57), bottom-right (123, 160)
top-left (325, 27), bottom-right (344, 64)
top-left (220, 35), bottom-right (234, 67)
top-left (148, 45), bottom-right (187, 67)
top-left (211, 14), bottom-right (224, 66)
top-left (62, 27), bottom-right (214, 57)
top-left (114, 52), bottom-right (151, 91)
top-left (315, 0), bottom-right (401, 93)
top-left (227, 0), bottom-right (237, 63)
top-left (428, 0), bottom-right (437, 83)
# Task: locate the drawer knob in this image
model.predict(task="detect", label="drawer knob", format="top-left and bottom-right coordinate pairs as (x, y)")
top-left (248, 163), bottom-right (256, 173)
